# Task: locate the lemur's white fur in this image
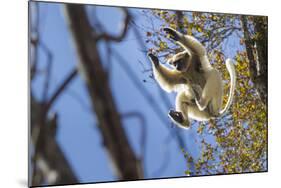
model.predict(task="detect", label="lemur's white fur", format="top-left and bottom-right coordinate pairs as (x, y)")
top-left (147, 28), bottom-right (236, 129)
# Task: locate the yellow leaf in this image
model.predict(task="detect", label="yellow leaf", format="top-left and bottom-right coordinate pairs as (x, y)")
top-left (170, 23), bottom-right (177, 30)
top-left (159, 41), bottom-right (168, 50)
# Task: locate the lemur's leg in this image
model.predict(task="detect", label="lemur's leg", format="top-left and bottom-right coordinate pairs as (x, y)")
top-left (168, 91), bottom-right (193, 129)
top-left (191, 70), bottom-right (223, 115)
top-left (183, 83), bottom-right (211, 113)
top-left (148, 53), bottom-right (186, 92)
top-left (163, 28), bottom-right (206, 56)
top-left (193, 79), bottom-right (212, 112)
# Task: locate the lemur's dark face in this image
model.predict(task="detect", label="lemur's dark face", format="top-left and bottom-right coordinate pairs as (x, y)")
top-left (168, 51), bottom-right (191, 72)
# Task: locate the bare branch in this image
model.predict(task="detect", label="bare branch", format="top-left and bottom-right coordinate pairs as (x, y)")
top-left (41, 41), bottom-right (53, 102)
top-left (64, 4), bottom-right (143, 180)
top-left (31, 96), bottom-right (78, 186)
top-left (95, 8), bottom-right (131, 42)
top-left (45, 68), bottom-right (78, 112)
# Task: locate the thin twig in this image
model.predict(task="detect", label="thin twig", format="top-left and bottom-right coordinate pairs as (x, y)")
top-left (40, 41), bottom-right (53, 102)
top-left (45, 68), bottom-right (78, 112)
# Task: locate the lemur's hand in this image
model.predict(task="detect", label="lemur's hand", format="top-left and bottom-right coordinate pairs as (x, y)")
top-left (163, 28), bottom-right (180, 41)
top-left (147, 53), bottom-right (159, 67)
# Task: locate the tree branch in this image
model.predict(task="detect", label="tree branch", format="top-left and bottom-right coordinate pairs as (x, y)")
top-left (41, 41), bottom-right (53, 102)
top-left (64, 4), bottom-right (143, 180)
top-left (45, 68), bottom-right (78, 112)
top-left (31, 97), bottom-right (78, 186)
top-left (95, 8), bottom-right (131, 42)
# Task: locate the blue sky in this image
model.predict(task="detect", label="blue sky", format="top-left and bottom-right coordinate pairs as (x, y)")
top-left (30, 1), bottom-right (242, 184)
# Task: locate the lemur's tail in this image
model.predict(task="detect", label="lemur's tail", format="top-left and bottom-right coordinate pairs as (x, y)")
top-left (219, 58), bottom-right (236, 116)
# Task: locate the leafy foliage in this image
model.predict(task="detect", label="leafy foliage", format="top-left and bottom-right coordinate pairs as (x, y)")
top-left (143, 10), bottom-right (267, 175)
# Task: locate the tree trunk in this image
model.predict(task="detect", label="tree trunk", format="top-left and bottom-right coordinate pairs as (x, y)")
top-left (241, 15), bottom-right (267, 106)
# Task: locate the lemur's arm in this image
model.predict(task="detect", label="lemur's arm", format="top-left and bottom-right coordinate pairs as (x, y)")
top-left (148, 53), bottom-right (185, 93)
top-left (163, 28), bottom-right (206, 56)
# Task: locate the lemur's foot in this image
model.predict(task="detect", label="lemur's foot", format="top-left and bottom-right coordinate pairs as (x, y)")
top-left (168, 110), bottom-right (184, 124)
top-left (168, 109), bottom-right (190, 129)
top-left (147, 53), bottom-right (159, 66)
top-left (163, 28), bottom-right (180, 41)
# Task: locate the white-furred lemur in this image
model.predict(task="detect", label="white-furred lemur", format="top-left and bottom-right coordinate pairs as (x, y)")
top-left (147, 28), bottom-right (236, 129)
